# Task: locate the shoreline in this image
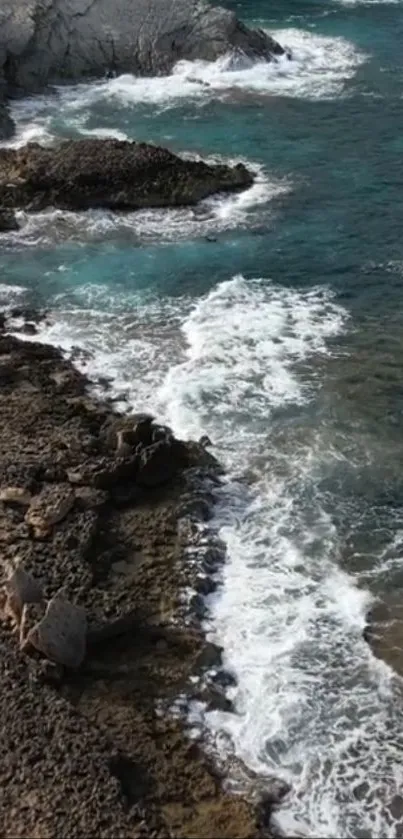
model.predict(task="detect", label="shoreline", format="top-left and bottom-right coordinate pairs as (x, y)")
top-left (0, 311), bottom-right (278, 839)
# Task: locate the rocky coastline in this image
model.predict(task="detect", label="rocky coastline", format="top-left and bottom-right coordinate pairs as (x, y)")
top-left (0, 139), bottom-right (253, 215)
top-left (0, 312), bottom-right (284, 838)
top-left (0, 0), bottom-right (284, 140)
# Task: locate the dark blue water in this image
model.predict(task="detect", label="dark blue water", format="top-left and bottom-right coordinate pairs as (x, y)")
top-left (2, 2), bottom-right (403, 836)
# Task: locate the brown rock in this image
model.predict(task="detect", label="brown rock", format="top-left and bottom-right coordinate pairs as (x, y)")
top-left (0, 140), bottom-right (253, 213)
top-left (1, 564), bottom-right (43, 626)
top-left (0, 486), bottom-right (32, 506)
top-left (22, 592), bottom-right (87, 668)
top-left (25, 483), bottom-right (75, 538)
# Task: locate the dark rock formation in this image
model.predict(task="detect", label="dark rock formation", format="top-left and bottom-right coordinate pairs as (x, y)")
top-left (0, 208), bottom-right (19, 231)
top-left (0, 0), bottom-right (284, 96)
top-left (0, 104), bottom-right (14, 141)
top-left (0, 139), bottom-right (253, 212)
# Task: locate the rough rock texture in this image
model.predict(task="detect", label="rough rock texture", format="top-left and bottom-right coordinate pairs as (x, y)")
top-left (0, 139), bottom-right (253, 211)
top-left (0, 319), bottom-right (276, 839)
top-left (0, 0), bottom-right (283, 96)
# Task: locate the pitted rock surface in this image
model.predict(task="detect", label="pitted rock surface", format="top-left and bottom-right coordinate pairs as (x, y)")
top-left (0, 326), bottom-right (266, 839)
top-left (25, 483), bottom-right (75, 538)
top-left (0, 564), bottom-right (43, 626)
top-left (0, 139), bottom-right (254, 212)
top-left (22, 593), bottom-right (87, 668)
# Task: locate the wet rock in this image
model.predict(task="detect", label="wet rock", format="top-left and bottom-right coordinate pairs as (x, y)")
top-left (190, 594), bottom-right (208, 621)
top-left (199, 434), bottom-right (214, 448)
top-left (202, 684), bottom-right (234, 714)
top-left (177, 491), bottom-right (214, 521)
top-left (364, 594), bottom-right (403, 676)
top-left (137, 440), bottom-right (183, 488)
top-left (211, 669), bottom-right (237, 690)
top-left (0, 209), bottom-right (19, 232)
top-left (0, 0), bottom-right (284, 95)
top-left (195, 575), bottom-right (216, 597)
top-left (0, 140), bottom-right (254, 213)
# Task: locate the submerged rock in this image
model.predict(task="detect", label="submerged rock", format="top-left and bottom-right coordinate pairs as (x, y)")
top-left (0, 139), bottom-right (254, 212)
top-left (0, 0), bottom-right (284, 95)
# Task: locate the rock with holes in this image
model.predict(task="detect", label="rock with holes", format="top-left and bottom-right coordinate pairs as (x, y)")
top-left (25, 483), bottom-right (75, 538)
top-left (0, 140), bottom-right (254, 213)
top-left (21, 593), bottom-right (87, 668)
top-left (0, 564), bottom-right (43, 627)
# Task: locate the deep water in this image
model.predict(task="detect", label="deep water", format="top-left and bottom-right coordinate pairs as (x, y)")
top-left (2, 1), bottom-right (403, 836)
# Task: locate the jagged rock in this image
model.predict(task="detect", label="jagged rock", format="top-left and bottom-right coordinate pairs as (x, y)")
top-left (137, 440), bottom-right (186, 488)
top-left (0, 564), bottom-right (43, 626)
top-left (0, 0), bottom-right (284, 96)
top-left (0, 209), bottom-right (19, 231)
top-left (103, 414), bottom-right (154, 451)
top-left (21, 592), bottom-right (87, 668)
top-left (177, 491), bottom-right (214, 521)
top-left (0, 140), bottom-right (253, 212)
top-left (198, 434), bottom-right (214, 448)
top-left (25, 483), bottom-right (75, 538)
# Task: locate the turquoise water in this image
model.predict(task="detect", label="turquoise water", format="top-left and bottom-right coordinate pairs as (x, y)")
top-left (2, 2), bottom-right (403, 836)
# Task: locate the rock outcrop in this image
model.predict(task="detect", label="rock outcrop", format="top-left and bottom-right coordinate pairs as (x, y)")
top-left (0, 139), bottom-right (254, 211)
top-left (0, 0), bottom-right (283, 97)
top-left (0, 314), bottom-right (277, 839)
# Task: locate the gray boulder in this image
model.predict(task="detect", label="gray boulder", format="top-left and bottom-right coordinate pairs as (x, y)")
top-left (0, 0), bottom-right (284, 95)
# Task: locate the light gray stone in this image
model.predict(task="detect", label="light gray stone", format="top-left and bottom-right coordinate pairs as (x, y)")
top-left (0, 0), bottom-right (284, 95)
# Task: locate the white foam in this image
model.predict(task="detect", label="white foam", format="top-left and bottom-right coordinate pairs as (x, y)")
top-left (158, 275), bottom-right (345, 443)
top-left (18, 287), bottom-right (191, 412)
top-left (0, 282), bottom-right (27, 308)
top-left (7, 272), bottom-right (403, 837)
top-left (5, 159), bottom-right (288, 247)
top-left (4, 27), bottom-right (366, 154)
top-left (153, 276), bottom-right (403, 838)
top-left (84, 28), bottom-right (364, 103)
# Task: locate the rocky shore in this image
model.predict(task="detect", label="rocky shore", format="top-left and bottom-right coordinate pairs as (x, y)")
top-left (0, 314), bottom-right (279, 838)
top-left (0, 0), bottom-right (283, 96)
top-left (0, 0), bottom-right (285, 140)
top-left (0, 140), bottom-right (253, 214)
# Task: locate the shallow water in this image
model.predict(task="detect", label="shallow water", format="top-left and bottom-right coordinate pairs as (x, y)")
top-left (2, 0), bottom-right (403, 835)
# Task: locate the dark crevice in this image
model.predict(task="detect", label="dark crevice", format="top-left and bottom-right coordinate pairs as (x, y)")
top-left (109, 754), bottom-right (152, 808)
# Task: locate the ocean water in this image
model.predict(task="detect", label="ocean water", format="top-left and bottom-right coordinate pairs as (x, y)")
top-left (2, 1), bottom-right (403, 836)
